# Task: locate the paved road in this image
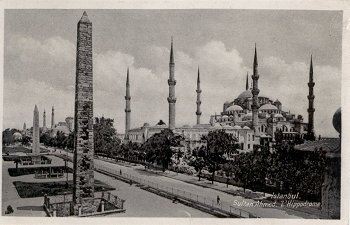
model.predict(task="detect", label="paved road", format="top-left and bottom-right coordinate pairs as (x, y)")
top-left (2, 153), bottom-right (213, 217)
top-left (53, 150), bottom-right (312, 218)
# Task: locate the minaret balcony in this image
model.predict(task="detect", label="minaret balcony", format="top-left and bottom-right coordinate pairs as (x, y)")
top-left (167, 97), bottom-right (177, 103)
top-left (252, 89), bottom-right (260, 95)
top-left (251, 74), bottom-right (259, 80)
top-left (307, 108), bottom-right (315, 113)
top-left (125, 109), bottom-right (131, 113)
top-left (307, 95), bottom-right (315, 100)
top-left (196, 89), bottom-right (202, 93)
top-left (168, 79), bottom-right (177, 86)
top-left (196, 112), bottom-right (202, 116)
top-left (308, 82), bottom-right (315, 88)
top-left (196, 100), bottom-right (202, 104)
top-left (125, 96), bottom-right (131, 100)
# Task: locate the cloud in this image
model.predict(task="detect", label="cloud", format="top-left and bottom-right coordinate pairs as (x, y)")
top-left (3, 79), bottom-right (74, 130)
top-left (4, 36), bottom-right (340, 138)
top-left (260, 56), bottom-right (341, 137)
top-left (5, 35), bottom-right (75, 90)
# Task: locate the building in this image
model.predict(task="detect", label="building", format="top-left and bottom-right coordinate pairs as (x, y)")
top-left (123, 42), bottom-right (314, 151)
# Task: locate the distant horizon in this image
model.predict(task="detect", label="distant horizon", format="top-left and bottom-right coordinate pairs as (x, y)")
top-left (3, 9), bottom-right (342, 137)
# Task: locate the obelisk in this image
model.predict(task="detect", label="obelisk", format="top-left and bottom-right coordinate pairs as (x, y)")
top-left (72, 11), bottom-right (96, 215)
top-left (32, 105), bottom-right (40, 156)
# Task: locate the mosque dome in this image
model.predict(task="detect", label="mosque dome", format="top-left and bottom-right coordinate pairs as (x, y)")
top-left (237, 90), bottom-right (253, 101)
top-left (242, 126), bottom-right (251, 130)
top-left (56, 125), bottom-right (70, 135)
top-left (222, 124), bottom-right (232, 129)
top-left (13, 132), bottom-right (22, 140)
top-left (182, 124), bottom-right (191, 128)
top-left (233, 125), bottom-right (241, 129)
top-left (226, 105), bottom-right (243, 111)
top-left (332, 107), bottom-right (341, 133)
top-left (213, 123), bottom-right (222, 128)
top-left (224, 101), bottom-right (230, 104)
top-left (259, 103), bottom-right (278, 111)
top-left (222, 115), bottom-right (229, 119)
top-left (143, 123), bottom-right (150, 127)
top-left (273, 113), bottom-right (284, 118)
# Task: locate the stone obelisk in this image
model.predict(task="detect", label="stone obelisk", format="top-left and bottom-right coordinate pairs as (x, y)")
top-left (73, 11), bottom-right (96, 215)
top-left (32, 105), bottom-right (40, 157)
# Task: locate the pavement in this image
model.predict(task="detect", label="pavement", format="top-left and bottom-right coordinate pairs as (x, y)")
top-left (7, 147), bottom-right (318, 218)
top-left (93, 155), bottom-right (321, 219)
top-left (2, 153), bottom-right (214, 217)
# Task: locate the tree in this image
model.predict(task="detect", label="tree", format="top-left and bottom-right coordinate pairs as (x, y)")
top-left (21, 136), bottom-right (31, 146)
top-left (55, 131), bottom-right (67, 149)
top-left (189, 146), bottom-right (206, 181)
top-left (14, 158), bottom-right (21, 173)
top-left (66, 132), bottom-right (75, 150)
top-left (143, 129), bottom-right (183, 172)
top-left (222, 161), bottom-right (235, 188)
top-left (94, 117), bottom-right (121, 156)
top-left (201, 129), bottom-right (238, 184)
top-left (40, 133), bottom-right (52, 147)
top-left (2, 128), bottom-right (20, 145)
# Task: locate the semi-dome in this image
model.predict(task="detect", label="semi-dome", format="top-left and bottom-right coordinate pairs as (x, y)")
top-left (273, 113), bottom-right (283, 118)
top-left (226, 105), bottom-right (243, 111)
top-left (237, 90), bottom-right (253, 100)
top-left (259, 103), bottom-right (278, 111)
top-left (222, 115), bottom-right (229, 118)
top-left (222, 124), bottom-right (232, 129)
top-left (233, 125), bottom-right (241, 129)
top-left (213, 123), bottom-right (222, 128)
top-left (55, 125), bottom-right (70, 135)
top-left (13, 132), bottom-right (22, 140)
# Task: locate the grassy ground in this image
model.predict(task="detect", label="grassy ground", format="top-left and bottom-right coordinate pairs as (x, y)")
top-left (8, 166), bottom-right (73, 177)
top-left (3, 146), bottom-right (31, 154)
top-left (13, 180), bottom-right (115, 198)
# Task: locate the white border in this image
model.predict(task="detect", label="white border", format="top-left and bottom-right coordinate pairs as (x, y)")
top-left (0, 1), bottom-right (349, 225)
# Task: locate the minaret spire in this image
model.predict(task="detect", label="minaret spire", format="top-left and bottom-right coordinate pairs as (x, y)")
top-left (251, 43), bottom-right (260, 133)
top-left (167, 37), bottom-right (176, 130)
top-left (307, 55), bottom-right (315, 140)
top-left (196, 67), bottom-right (202, 125)
top-left (246, 72), bottom-right (249, 90)
top-left (51, 106), bottom-right (55, 129)
top-left (125, 67), bottom-right (131, 140)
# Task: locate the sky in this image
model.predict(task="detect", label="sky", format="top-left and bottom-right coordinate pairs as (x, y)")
top-left (3, 9), bottom-right (342, 137)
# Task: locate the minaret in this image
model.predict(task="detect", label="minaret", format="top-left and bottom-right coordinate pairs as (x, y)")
top-left (32, 105), bottom-right (40, 156)
top-left (51, 106), bottom-right (55, 129)
top-left (43, 109), bottom-right (46, 127)
top-left (73, 11), bottom-right (96, 214)
top-left (125, 67), bottom-right (131, 140)
top-left (246, 72), bottom-right (249, 90)
top-left (251, 44), bottom-right (260, 133)
top-left (307, 55), bottom-right (315, 139)
top-left (167, 38), bottom-right (176, 130)
top-left (196, 67), bottom-right (202, 125)
top-left (23, 122), bottom-right (26, 130)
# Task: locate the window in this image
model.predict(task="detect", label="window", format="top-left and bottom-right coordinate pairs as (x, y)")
top-left (248, 144), bottom-right (250, 149)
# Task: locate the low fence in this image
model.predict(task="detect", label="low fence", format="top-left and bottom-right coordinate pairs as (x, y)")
top-left (43, 191), bottom-right (125, 217)
top-left (95, 164), bottom-right (257, 218)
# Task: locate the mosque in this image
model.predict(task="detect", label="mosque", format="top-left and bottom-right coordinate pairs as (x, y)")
top-left (22, 106), bottom-right (73, 138)
top-left (123, 41), bottom-right (316, 151)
